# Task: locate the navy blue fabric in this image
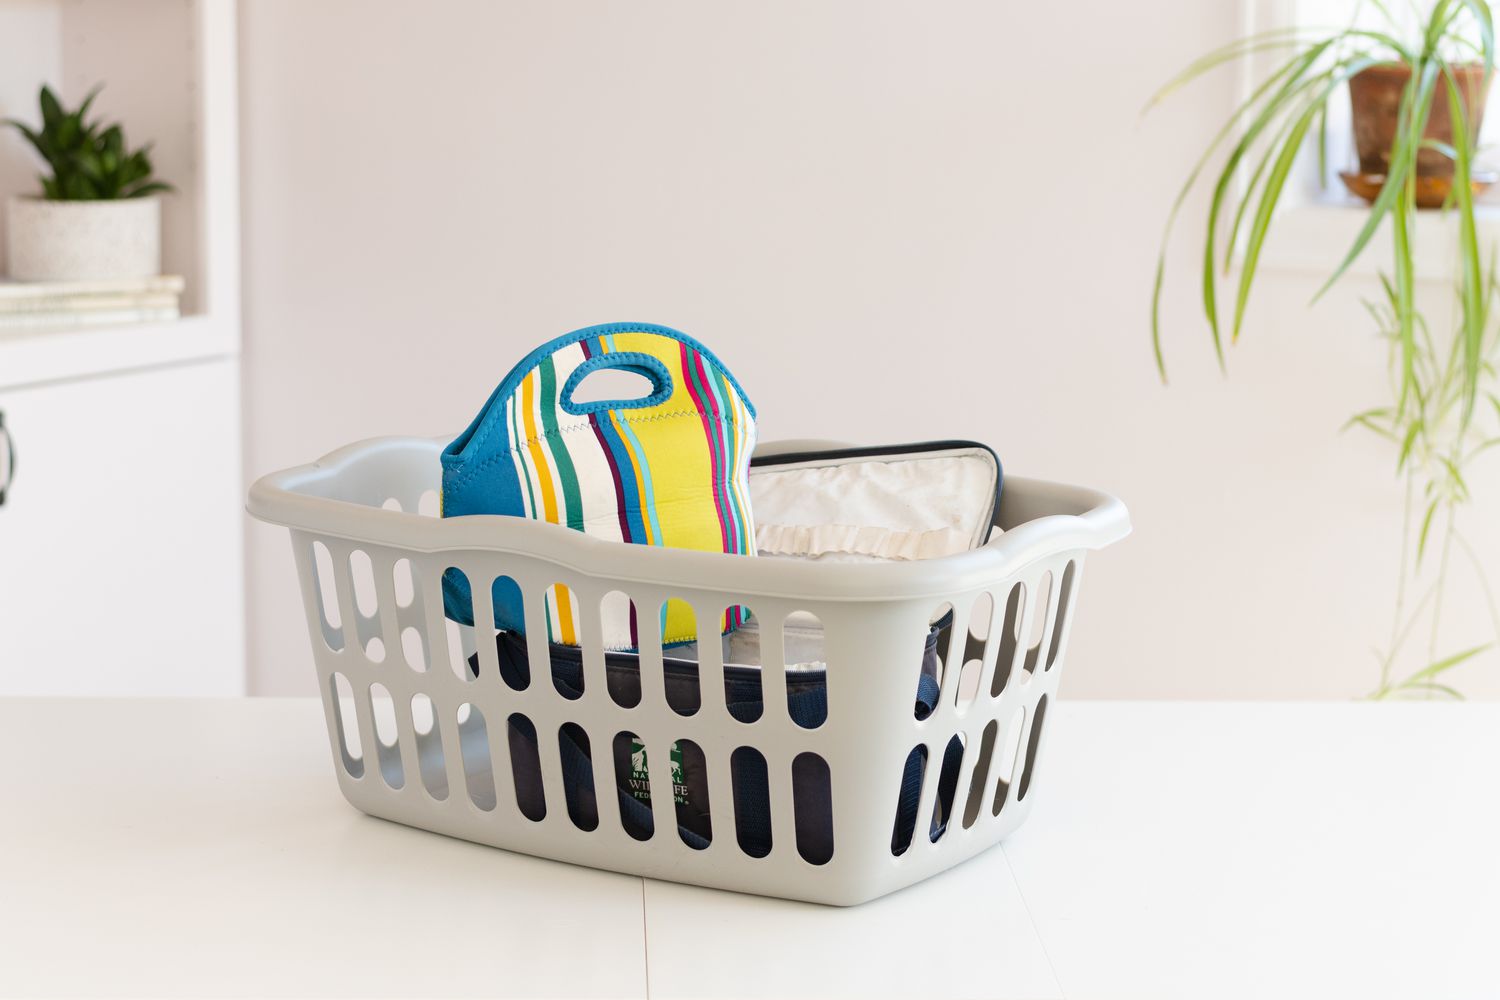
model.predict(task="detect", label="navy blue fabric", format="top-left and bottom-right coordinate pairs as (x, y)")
top-left (476, 625), bottom-right (953, 858)
top-left (891, 674), bottom-right (940, 855)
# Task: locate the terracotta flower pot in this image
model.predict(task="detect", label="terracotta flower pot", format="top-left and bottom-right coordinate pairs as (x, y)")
top-left (1349, 63), bottom-right (1491, 178)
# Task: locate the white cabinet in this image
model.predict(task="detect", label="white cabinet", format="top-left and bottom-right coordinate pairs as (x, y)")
top-left (0, 360), bottom-right (243, 695)
top-left (0, 0), bottom-right (243, 694)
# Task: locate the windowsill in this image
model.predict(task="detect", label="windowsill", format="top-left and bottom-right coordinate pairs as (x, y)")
top-left (1258, 190), bottom-right (1500, 283)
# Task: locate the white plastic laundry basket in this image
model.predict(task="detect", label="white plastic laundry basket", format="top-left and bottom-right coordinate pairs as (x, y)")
top-left (248, 436), bottom-right (1129, 906)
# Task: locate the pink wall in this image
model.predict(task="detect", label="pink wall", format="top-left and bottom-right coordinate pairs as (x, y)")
top-left (239, 1), bottom-right (1500, 699)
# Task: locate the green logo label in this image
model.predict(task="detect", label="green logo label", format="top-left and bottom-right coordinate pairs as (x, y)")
top-left (629, 739), bottom-right (687, 805)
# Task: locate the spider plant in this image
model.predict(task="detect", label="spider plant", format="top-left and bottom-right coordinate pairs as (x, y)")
top-left (1353, 267), bottom-right (1500, 698)
top-left (1150, 0), bottom-right (1500, 698)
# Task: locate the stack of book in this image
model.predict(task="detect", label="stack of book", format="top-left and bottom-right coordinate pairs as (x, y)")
top-left (0, 274), bottom-right (184, 333)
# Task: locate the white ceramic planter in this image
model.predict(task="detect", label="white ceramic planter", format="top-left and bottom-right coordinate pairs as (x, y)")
top-left (5, 195), bottom-right (161, 281)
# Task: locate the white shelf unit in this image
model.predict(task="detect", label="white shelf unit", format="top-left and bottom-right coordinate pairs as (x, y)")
top-left (0, 0), bottom-right (239, 371)
top-left (0, 0), bottom-right (243, 695)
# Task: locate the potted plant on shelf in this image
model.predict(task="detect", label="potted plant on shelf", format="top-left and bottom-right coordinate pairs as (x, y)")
top-left (1151, 0), bottom-right (1500, 698)
top-left (3, 84), bottom-right (172, 282)
top-left (1345, 60), bottom-right (1493, 207)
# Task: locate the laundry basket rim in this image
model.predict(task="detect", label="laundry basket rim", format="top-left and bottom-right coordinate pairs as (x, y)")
top-left (247, 435), bottom-right (1130, 603)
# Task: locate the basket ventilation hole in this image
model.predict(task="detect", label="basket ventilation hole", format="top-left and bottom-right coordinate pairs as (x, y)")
top-left (364, 636), bottom-right (386, 664)
top-left (792, 752), bottom-right (833, 865)
top-left (370, 684), bottom-right (398, 747)
top-left (613, 732), bottom-right (654, 841)
top-left (441, 568), bottom-right (477, 683)
top-left (786, 611), bottom-right (827, 729)
top-left (410, 693), bottom-right (435, 735)
top-left (725, 606), bottom-right (762, 723)
top-left (490, 576), bottom-right (527, 690)
top-left (311, 541), bottom-right (344, 649)
top-left (929, 733), bottom-right (965, 842)
top-left (381, 497), bottom-right (402, 512)
top-left (1047, 562), bottom-right (1077, 670)
top-left (891, 744), bottom-right (927, 856)
top-left (956, 592), bottom-right (994, 710)
top-left (392, 558), bottom-right (415, 608)
top-left (991, 583), bottom-right (1025, 698)
top-left (504, 713), bottom-right (540, 819)
top-left (1017, 694), bottom-right (1049, 801)
top-left (955, 659), bottom-right (983, 710)
top-left (1022, 572), bottom-right (1054, 676)
top-left (962, 718), bottom-right (1000, 829)
top-left (417, 489), bottom-right (439, 517)
top-left (445, 619), bottom-right (472, 683)
top-left (559, 723), bottom-right (598, 831)
top-left (547, 582), bottom-right (584, 698)
top-left (368, 683), bottom-right (404, 789)
top-left (914, 604), bottom-right (952, 721)
top-left (675, 739), bottom-right (711, 849)
top-left (401, 626), bottom-right (426, 672)
top-left (454, 705), bottom-right (495, 811)
top-left (598, 592), bottom-right (637, 708)
top-left (993, 706), bottom-right (1027, 816)
top-left (329, 672), bottom-right (362, 776)
top-left (731, 746), bottom-right (771, 858)
top-left (410, 694), bottom-right (447, 800)
top-left (349, 549), bottom-right (378, 619)
top-left (662, 598), bottom-right (700, 716)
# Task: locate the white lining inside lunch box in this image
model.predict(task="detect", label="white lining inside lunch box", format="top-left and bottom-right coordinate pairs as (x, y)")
top-left (747, 444), bottom-right (1000, 564)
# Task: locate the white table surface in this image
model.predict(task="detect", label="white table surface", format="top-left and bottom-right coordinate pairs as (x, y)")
top-left (2, 699), bottom-right (1495, 1000)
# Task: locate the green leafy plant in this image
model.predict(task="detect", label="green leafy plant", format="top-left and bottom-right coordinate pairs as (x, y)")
top-left (1151, 0), bottom-right (1500, 698)
top-left (3, 84), bottom-right (171, 200)
top-left (1350, 264), bottom-right (1500, 699)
